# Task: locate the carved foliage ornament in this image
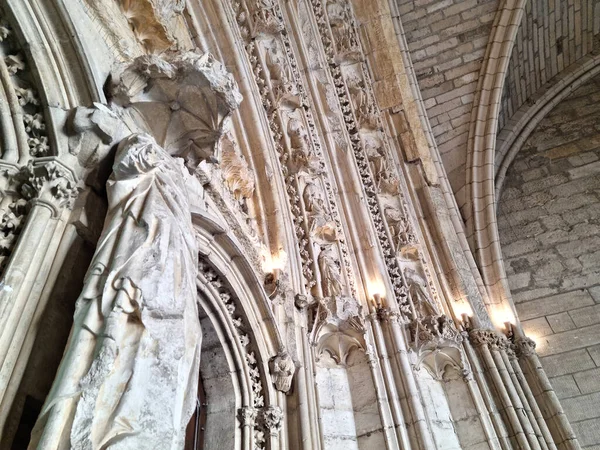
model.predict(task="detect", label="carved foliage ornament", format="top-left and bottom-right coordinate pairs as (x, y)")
top-left (19, 161), bottom-right (79, 213)
top-left (0, 159), bottom-right (78, 273)
top-left (469, 329), bottom-right (512, 352)
top-left (0, 158), bottom-right (78, 274)
top-left (0, 18), bottom-right (49, 159)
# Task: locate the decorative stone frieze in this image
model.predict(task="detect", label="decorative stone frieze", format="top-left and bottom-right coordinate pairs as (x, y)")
top-left (307, 0), bottom-right (432, 318)
top-left (230, 0), bottom-right (357, 301)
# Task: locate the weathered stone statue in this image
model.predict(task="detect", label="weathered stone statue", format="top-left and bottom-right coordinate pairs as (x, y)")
top-left (29, 133), bottom-right (201, 450)
top-left (318, 245), bottom-right (342, 297)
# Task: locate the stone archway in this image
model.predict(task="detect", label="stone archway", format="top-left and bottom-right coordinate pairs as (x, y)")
top-left (498, 71), bottom-right (600, 450)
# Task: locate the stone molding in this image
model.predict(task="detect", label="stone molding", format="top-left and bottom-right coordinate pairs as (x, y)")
top-left (230, 0), bottom-right (357, 300)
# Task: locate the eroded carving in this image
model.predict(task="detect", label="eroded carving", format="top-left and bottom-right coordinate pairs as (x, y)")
top-left (317, 245), bottom-right (342, 297)
top-left (29, 134), bottom-right (201, 449)
top-left (365, 137), bottom-right (399, 195)
top-left (271, 351), bottom-right (295, 393)
top-left (287, 116), bottom-right (318, 172)
top-left (347, 74), bottom-right (377, 130)
top-left (111, 51), bottom-right (242, 169)
top-left (303, 182), bottom-right (337, 241)
top-left (265, 39), bottom-right (298, 106)
top-left (384, 206), bottom-right (416, 252)
top-left (326, 0), bottom-right (360, 59)
top-left (220, 135), bottom-right (256, 201)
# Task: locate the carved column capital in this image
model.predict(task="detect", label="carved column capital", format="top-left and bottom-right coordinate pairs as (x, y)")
top-left (514, 336), bottom-right (537, 358)
top-left (239, 407), bottom-right (258, 427)
top-left (0, 162), bottom-right (21, 194)
top-left (262, 406), bottom-right (283, 435)
top-left (19, 159), bottom-right (79, 216)
top-left (468, 329), bottom-right (504, 349)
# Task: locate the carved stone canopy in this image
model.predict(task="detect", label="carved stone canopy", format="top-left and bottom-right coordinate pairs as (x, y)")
top-left (110, 51), bottom-right (243, 169)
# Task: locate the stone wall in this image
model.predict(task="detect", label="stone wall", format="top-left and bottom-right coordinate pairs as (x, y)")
top-left (395, 0), bottom-right (498, 203)
top-left (498, 73), bottom-right (600, 450)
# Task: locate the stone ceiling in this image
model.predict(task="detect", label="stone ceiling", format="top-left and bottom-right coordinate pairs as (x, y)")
top-left (396, 0), bottom-right (600, 212)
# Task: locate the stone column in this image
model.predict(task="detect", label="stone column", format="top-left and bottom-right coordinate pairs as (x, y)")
top-left (0, 159), bottom-right (78, 428)
top-left (514, 333), bottom-right (581, 450)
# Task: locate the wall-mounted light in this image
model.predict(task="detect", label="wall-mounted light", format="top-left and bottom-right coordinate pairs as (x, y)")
top-left (490, 305), bottom-right (515, 331)
top-left (451, 301), bottom-right (473, 330)
top-left (503, 321), bottom-right (514, 339)
top-left (460, 313), bottom-right (472, 331)
top-left (367, 278), bottom-right (386, 312)
top-left (263, 250), bottom-right (287, 298)
top-left (372, 292), bottom-right (385, 309)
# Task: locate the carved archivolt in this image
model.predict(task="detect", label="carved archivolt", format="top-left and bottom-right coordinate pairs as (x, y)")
top-left (199, 258), bottom-right (281, 448)
top-left (230, 0), bottom-right (356, 300)
top-left (0, 18), bottom-right (49, 161)
top-left (307, 0), bottom-right (433, 320)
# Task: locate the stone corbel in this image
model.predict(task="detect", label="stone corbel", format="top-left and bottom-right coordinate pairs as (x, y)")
top-left (110, 51), bottom-right (243, 170)
top-left (408, 314), bottom-right (470, 381)
top-left (270, 351), bottom-right (295, 393)
top-left (309, 295), bottom-right (365, 365)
